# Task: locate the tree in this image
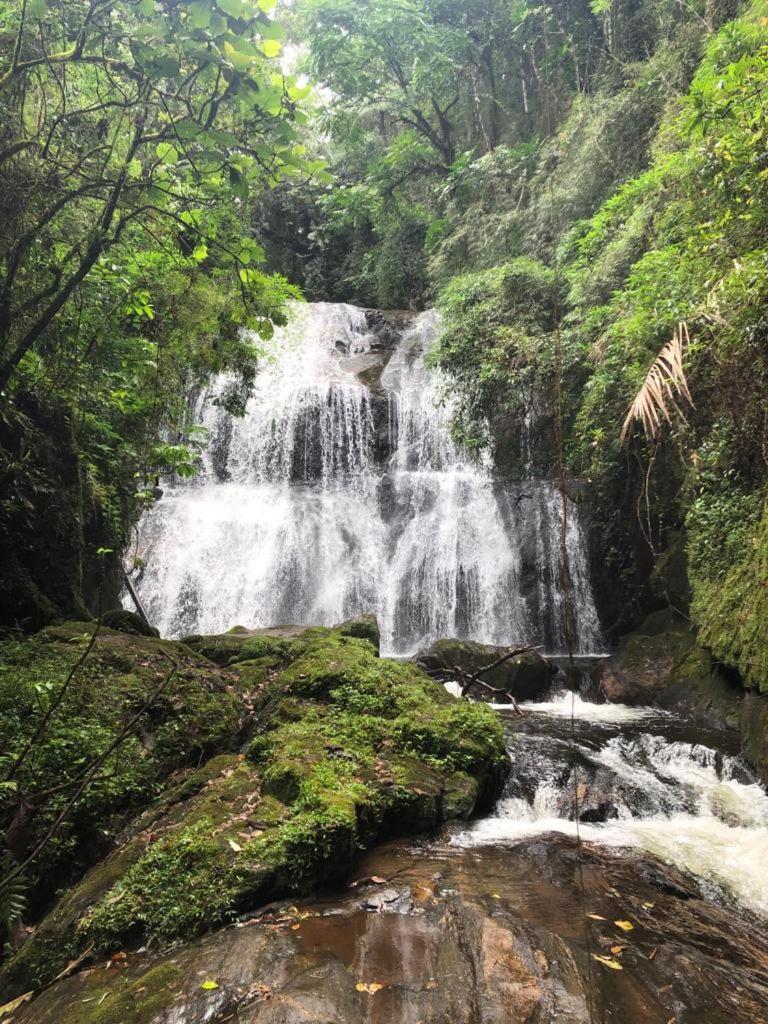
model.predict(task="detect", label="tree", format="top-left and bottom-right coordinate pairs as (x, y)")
top-left (0, 0), bottom-right (320, 392)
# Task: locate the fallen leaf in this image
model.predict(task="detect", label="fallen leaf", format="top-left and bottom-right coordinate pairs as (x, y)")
top-left (642, 902), bottom-right (655, 909)
top-left (425, 979), bottom-right (437, 990)
top-left (586, 913), bottom-right (606, 920)
top-left (291, 923), bottom-right (300, 930)
top-left (356, 981), bottom-right (384, 994)
top-left (0, 990), bottom-right (34, 1016)
top-left (370, 876), bottom-right (387, 884)
top-left (649, 947), bottom-right (658, 960)
top-left (491, 893), bottom-right (501, 899)
top-left (592, 954), bottom-right (623, 971)
top-left (201, 979), bottom-right (219, 991)
top-left (228, 839), bottom-right (242, 853)
top-left (610, 945), bottom-right (626, 955)
top-left (614, 920), bottom-right (634, 932)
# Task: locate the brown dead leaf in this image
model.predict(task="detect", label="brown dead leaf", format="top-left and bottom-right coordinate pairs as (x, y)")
top-left (610, 945), bottom-right (626, 955)
top-left (614, 919), bottom-right (634, 932)
top-left (586, 913), bottom-right (606, 920)
top-left (290, 923), bottom-right (300, 930)
top-left (370, 876), bottom-right (387, 884)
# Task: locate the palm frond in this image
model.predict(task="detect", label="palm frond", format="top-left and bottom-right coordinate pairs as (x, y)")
top-left (621, 321), bottom-right (693, 445)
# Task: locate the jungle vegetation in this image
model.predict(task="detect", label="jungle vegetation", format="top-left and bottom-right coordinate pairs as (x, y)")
top-left (1, 0), bottom-right (767, 678)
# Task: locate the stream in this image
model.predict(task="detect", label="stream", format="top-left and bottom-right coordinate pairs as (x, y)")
top-left (20, 689), bottom-right (768, 1023)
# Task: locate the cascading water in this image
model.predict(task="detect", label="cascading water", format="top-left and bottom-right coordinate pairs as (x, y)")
top-left (454, 693), bottom-right (768, 918)
top-left (129, 301), bottom-right (603, 656)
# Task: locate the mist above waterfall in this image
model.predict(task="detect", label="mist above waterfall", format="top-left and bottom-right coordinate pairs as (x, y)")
top-left (130, 302), bottom-right (603, 656)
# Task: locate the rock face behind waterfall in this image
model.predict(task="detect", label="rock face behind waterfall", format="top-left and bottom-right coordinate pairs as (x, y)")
top-left (0, 619), bottom-right (507, 1003)
top-left (128, 302), bottom-right (604, 658)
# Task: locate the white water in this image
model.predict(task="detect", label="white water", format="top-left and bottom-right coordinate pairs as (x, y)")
top-left (129, 302), bottom-right (603, 656)
top-left (455, 696), bottom-right (768, 918)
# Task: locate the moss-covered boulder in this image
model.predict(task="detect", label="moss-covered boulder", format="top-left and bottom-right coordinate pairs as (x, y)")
top-left (182, 614), bottom-right (381, 667)
top-left (0, 623), bottom-right (247, 902)
top-left (417, 637), bottom-right (556, 700)
top-left (100, 608), bottom-right (159, 638)
top-left (0, 624), bottom-right (508, 1002)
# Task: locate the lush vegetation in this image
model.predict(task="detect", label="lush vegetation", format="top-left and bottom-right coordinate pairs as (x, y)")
top-left (256, 0), bottom-right (768, 688)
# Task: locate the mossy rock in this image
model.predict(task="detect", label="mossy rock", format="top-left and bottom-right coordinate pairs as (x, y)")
top-left (182, 614), bottom-right (381, 667)
top-left (0, 623), bottom-right (508, 1003)
top-left (599, 610), bottom-right (696, 703)
top-left (417, 638), bottom-right (556, 700)
top-left (100, 608), bottom-right (160, 638)
top-left (0, 626), bottom-right (247, 911)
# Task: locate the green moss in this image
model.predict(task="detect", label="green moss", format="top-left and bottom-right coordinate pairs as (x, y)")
top-left (85, 820), bottom-right (248, 947)
top-left (0, 626), bottom-right (245, 905)
top-left (691, 496), bottom-right (768, 693)
top-left (0, 623), bottom-right (509, 1000)
top-left (55, 962), bottom-right (184, 1024)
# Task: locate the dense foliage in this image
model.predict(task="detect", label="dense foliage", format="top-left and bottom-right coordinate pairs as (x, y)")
top-left (264, 0), bottom-right (768, 687)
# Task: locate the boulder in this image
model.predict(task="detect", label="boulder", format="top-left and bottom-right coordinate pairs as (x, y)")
top-left (417, 637), bottom-right (556, 701)
top-left (101, 607), bottom-right (159, 637)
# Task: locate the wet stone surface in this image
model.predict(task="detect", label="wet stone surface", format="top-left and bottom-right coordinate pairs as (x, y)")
top-left (15, 833), bottom-right (768, 1024)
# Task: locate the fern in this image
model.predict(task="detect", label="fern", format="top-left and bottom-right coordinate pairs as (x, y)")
top-left (0, 855), bottom-right (27, 946)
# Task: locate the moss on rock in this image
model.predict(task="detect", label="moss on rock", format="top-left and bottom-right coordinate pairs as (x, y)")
top-left (691, 497), bottom-right (768, 694)
top-left (0, 623), bottom-right (508, 1002)
top-left (0, 625), bottom-right (247, 913)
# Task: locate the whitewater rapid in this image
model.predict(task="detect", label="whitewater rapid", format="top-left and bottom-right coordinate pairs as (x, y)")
top-left (454, 693), bottom-right (768, 919)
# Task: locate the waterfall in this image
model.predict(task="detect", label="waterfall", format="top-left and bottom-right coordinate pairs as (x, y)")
top-left (129, 302), bottom-right (603, 656)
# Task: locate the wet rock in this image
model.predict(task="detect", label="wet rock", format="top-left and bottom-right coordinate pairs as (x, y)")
top-left (17, 834), bottom-right (768, 1024)
top-left (417, 637), bottom-right (557, 700)
top-left (361, 886), bottom-right (413, 913)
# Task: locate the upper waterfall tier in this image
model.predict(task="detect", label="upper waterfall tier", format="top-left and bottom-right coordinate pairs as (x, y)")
top-left (129, 302), bottom-right (603, 656)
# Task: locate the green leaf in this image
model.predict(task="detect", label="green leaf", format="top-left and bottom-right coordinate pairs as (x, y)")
top-left (201, 979), bottom-right (219, 991)
top-left (136, 0), bottom-right (154, 14)
top-left (192, 242), bottom-right (209, 261)
top-left (261, 39), bottom-right (282, 58)
top-left (287, 82), bottom-right (312, 102)
top-left (155, 142), bottom-right (179, 164)
top-left (223, 41), bottom-right (255, 70)
top-left (258, 0), bottom-right (277, 10)
top-left (217, 0), bottom-right (245, 16)
top-left (188, 1), bottom-right (211, 28)
top-left (126, 158), bottom-right (142, 179)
